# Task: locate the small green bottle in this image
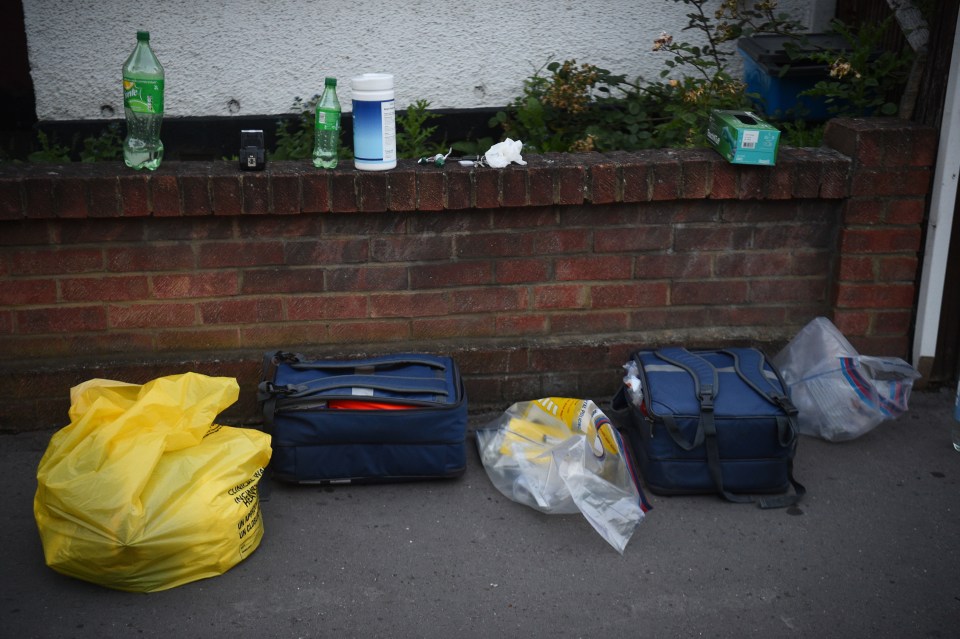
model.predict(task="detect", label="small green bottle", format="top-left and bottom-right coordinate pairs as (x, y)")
top-left (312, 77), bottom-right (341, 169)
top-left (122, 31), bottom-right (165, 170)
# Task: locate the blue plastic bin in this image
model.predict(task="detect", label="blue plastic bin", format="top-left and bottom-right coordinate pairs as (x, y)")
top-left (737, 34), bottom-right (851, 121)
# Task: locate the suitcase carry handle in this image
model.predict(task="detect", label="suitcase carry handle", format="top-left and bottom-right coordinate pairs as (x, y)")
top-left (654, 347), bottom-right (804, 508)
top-left (274, 352), bottom-right (447, 373)
top-left (262, 374), bottom-right (450, 399)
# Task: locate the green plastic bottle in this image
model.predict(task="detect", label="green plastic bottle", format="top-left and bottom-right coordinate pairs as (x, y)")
top-left (312, 77), bottom-right (341, 169)
top-left (122, 31), bottom-right (164, 170)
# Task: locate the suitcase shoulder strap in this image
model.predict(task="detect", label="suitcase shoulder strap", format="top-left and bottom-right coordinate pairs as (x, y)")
top-left (654, 347), bottom-right (718, 453)
top-left (655, 347), bottom-right (804, 508)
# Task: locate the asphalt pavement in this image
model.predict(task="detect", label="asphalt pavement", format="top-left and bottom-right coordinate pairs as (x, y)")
top-left (2, 389), bottom-right (959, 639)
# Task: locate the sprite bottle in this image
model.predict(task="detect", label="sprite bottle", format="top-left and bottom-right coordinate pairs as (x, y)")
top-left (312, 77), bottom-right (341, 169)
top-left (122, 31), bottom-right (164, 170)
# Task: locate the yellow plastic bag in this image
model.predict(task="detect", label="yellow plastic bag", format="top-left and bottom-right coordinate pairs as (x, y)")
top-left (34, 373), bottom-right (272, 592)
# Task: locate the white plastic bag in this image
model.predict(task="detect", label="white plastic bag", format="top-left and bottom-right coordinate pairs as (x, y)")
top-left (773, 317), bottom-right (921, 442)
top-left (484, 138), bottom-right (527, 168)
top-left (476, 397), bottom-right (646, 553)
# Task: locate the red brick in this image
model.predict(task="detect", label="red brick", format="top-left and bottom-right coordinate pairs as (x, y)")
top-left (447, 287), bottom-right (527, 314)
top-left (153, 272), bottom-right (239, 298)
top-left (241, 172), bottom-right (269, 215)
top-left (716, 252), bottom-right (793, 277)
top-left (60, 276), bottom-right (150, 302)
top-left (108, 302), bottom-right (196, 328)
top-left (457, 231), bottom-right (534, 258)
top-left (680, 150), bottom-right (712, 199)
top-left (840, 228), bottom-right (922, 254)
top-left (886, 198), bottom-right (925, 224)
top-left (197, 241), bottom-right (285, 268)
top-left (496, 258), bottom-right (550, 284)
top-left (552, 311), bottom-right (628, 334)
top-left (445, 166), bottom-right (473, 209)
top-left (325, 265), bottom-right (407, 291)
top-left (621, 160), bottom-right (650, 202)
top-left (555, 255), bottom-right (632, 281)
top-left (835, 283), bottom-right (915, 309)
top-left (832, 310), bottom-right (871, 335)
top-left (495, 314), bottom-right (549, 335)
top-left (820, 155), bottom-right (851, 199)
top-left (241, 323), bottom-right (328, 348)
top-left (588, 157), bottom-right (618, 204)
top-left (9, 247), bottom-right (103, 275)
top-left (901, 167), bottom-right (933, 196)
top-left (150, 173), bottom-right (181, 216)
top-left (417, 168), bottom-right (444, 210)
top-left (526, 159), bottom-right (555, 206)
top-left (330, 172), bottom-right (358, 212)
top-left (837, 256), bottom-right (875, 281)
top-left (156, 328), bottom-right (242, 352)
top-left (754, 223), bottom-right (833, 250)
top-left (286, 295), bottom-right (368, 320)
top-left (501, 166), bottom-right (527, 207)
top-left (595, 226), bottom-right (673, 253)
top-left (0, 178), bottom-right (23, 219)
top-left (118, 173), bottom-right (151, 217)
top-left (178, 169), bottom-right (212, 216)
top-left (386, 170), bottom-right (416, 211)
top-left (634, 253), bottom-right (712, 279)
top-left (872, 309), bottom-right (913, 334)
top-left (270, 166), bottom-right (301, 215)
top-left (651, 157), bottom-right (680, 200)
top-left (106, 245), bottom-right (195, 272)
top-left (0, 279), bottom-right (57, 305)
top-left (844, 198), bottom-right (886, 224)
top-left (409, 261), bottom-right (493, 289)
top-left (18, 306), bottom-right (108, 333)
top-left (533, 228), bottom-right (591, 254)
top-left (750, 278), bottom-right (827, 303)
top-left (24, 177), bottom-right (57, 219)
top-left (369, 291), bottom-right (448, 318)
top-left (241, 268), bottom-right (325, 295)
top-left (556, 163), bottom-right (585, 205)
top-left (358, 171), bottom-right (388, 212)
top-left (737, 166), bottom-right (766, 200)
top-left (709, 161), bottom-right (737, 199)
top-left (878, 255), bottom-right (919, 281)
top-left (87, 177), bottom-right (120, 217)
top-left (410, 316), bottom-right (496, 340)
top-left (327, 320), bottom-right (410, 343)
top-left (591, 282), bottom-right (670, 307)
top-left (532, 284), bottom-right (588, 309)
top-left (675, 226), bottom-right (752, 251)
top-left (301, 172), bottom-right (330, 213)
top-left (198, 297), bottom-right (283, 323)
top-left (672, 280), bottom-right (749, 305)
top-left (286, 237), bottom-right (368, 265)
top-left (474, 169), bottom-right (500, 208)
top-left (370, 235), bottom-right (452, 262)
top-left (56, 177), bottom-right (88, 218)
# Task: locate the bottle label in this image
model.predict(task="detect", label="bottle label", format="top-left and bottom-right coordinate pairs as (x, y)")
top-left (316, 108), bottom-right (341, 132)
top-left (123, 77), bottom-right (164, 114)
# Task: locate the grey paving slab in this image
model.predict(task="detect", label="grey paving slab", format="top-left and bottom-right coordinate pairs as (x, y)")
top-left (2, 390), bottom-right (958, 639)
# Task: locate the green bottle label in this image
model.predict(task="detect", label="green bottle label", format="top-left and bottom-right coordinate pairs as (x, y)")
top-left (316, 108), bottom-right (340, 132)
top-left (123, 77), bottom-right (164, 114)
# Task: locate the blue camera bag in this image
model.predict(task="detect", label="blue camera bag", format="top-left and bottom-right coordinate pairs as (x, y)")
top-left (259, 352), bottom-right (467, 484)
top-left (613, 347), bottom-right (803, 508)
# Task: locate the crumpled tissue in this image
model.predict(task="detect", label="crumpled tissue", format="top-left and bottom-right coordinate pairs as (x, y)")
top-left (484, 138), bottom-right (527, 168)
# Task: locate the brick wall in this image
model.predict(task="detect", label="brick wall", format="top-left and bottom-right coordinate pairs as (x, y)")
top-left (0, 117), bottom-right (936, 431)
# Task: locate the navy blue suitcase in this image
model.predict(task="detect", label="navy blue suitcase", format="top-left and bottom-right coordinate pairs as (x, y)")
top-left (612, 347), bottom-right (803, 507)
top-left (258, 352), bottom-right (468, 484)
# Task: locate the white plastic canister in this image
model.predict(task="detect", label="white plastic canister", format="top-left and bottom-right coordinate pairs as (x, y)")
top-left (351, 73), bottom-right (396, 171)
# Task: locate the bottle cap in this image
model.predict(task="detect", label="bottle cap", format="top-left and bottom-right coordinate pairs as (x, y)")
top-left (325, 77), bottom-right (337, 87)
top-left (137, 31), bottom-right (150, 41)
top-left (351, 73), bottom-right (393, 92)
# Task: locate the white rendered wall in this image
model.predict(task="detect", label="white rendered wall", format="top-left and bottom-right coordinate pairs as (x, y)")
top-left (22, 0), bottom-right (822, 120)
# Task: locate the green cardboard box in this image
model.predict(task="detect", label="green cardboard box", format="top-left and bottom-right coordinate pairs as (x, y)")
top-left (707, 109), bottom-right (780, 165)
